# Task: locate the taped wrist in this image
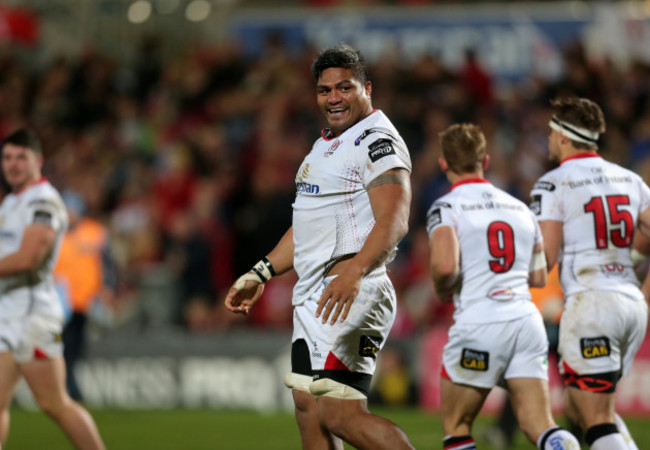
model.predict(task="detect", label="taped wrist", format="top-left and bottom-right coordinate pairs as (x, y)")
top-left (631, 249), bottom-right (647, 266)
top-left (233, 257), bottom-right (276, 291)
top-left (530, 250), bottom-right (547, 272)
top-left (251, 257), bottom-right (276, 283)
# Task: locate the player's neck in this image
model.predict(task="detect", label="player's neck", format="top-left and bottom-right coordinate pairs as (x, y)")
top-left (447, 171), bottom-right (484, 185)
top-left (12, 174), bottom-right (44, 194)
top-left (560, 147), bottom-right (599, 163)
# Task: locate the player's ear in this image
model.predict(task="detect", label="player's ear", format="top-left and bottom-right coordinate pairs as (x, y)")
top-left (364, 81), bottom-right (372, 98)
top-left (438, 157), bottom-right (449, 173)
top-left (482, 154), bottom-right (490, 171)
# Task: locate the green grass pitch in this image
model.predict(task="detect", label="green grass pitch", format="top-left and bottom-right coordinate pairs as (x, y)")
top-left (6, 407), bottom-right (650, 449)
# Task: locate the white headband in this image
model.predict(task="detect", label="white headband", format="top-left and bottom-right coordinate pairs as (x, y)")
top-left (549, 116), bottom-right (599, 145)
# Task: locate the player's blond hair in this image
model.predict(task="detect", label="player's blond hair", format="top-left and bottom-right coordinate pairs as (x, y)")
top-left (439, 123), bottom-right (486, 174)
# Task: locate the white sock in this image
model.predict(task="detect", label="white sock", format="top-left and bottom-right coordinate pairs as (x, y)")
top-left (537, 426), bottom-right (581, 450)
top-left (614, 413), bottom-right (638, 450)
top-left (590, 432), bottom-right (628, 449)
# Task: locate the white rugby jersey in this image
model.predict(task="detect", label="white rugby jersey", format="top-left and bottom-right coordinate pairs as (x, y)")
top-left (426, 179), bottom-right (542, 324)
top-left (0, 179), bottom-right (68, 319)
top-left (292, 110), bottom-right (411, 305)
top-left (530, 153), bottom-right (650, 301)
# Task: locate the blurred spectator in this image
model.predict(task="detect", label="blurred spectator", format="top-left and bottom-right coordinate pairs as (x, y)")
top-left (0, 27), bottom-right (646, 336)
top-left (54, 191), bottom-right (117, 401)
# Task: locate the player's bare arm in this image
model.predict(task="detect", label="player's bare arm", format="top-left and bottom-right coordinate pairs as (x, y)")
top-left (316, 168), bottom-right (411, 324)
top-left (538, 220), bottom-right (563, 272)
top-left (429, 225), bottom-right (460, 304)
top-left (225, 227), bottom-right (295, 315)
top-left (528, 242), bottom-right (548, 288)
top-left (0, 224), bottom-right (55, 276)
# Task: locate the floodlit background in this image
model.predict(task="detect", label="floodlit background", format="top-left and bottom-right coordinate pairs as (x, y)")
top-left (2, 0), bottom-right (650, 448)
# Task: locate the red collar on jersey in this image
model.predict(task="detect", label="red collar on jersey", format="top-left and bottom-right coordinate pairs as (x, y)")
top-left (14, 176), bottom-right (48, 195)
top-left (450, 178), bottom-right (490, 191)
top-left (320, 109), bottom-right (378, 141)
top-left (560, 152), bottom-right (601, 165)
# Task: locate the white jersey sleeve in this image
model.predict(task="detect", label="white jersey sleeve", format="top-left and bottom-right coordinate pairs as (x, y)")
top-left (529, 177), bottom-right (562, 222)
top-left (25, 197), bottom-right (66, 233)
top-left (425, 199), bottom-right (455, 236)
top-left (357, 127), bottom-right (411, 186)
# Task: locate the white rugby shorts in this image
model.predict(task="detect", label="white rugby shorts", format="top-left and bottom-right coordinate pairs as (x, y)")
top-left (559, 290), bottom-right (648, 377)
top-left (443, 311), bottom-right (549, 389)
top-left (0, 315), bottom-right (64, 363)
top-left (292, 272), bottom-right (397, 375)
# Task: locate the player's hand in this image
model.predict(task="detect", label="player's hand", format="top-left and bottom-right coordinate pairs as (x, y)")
top-left (316, 272), bottom-right (362, 324)
top-left (224, 277), bottom-right (264, 315)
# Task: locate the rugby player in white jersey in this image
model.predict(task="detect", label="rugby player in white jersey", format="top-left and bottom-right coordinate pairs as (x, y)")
top-left (531, 96), bottom-right (650, 450)
top-left (0, 129), bottom-right (105, 450)
top-left (427, 124), bottom-right (580, 450)
top-left (225, 44), bottom-right (414, 449)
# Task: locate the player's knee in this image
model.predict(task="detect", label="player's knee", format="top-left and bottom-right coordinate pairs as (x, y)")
top-left (34, 395), bottom-right (67, 418)
top-left (537, 426), bottom-right (581, 450)
top-left (309, 378), bottom-right (366, 400)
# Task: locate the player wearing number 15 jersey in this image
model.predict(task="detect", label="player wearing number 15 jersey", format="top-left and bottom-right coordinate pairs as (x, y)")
top-left (427, 124), bottom-right (579, 450)
top-left (531, 96), bottom-right (650, 450)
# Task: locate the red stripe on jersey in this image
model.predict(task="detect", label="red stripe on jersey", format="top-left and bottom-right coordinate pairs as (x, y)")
top-left (441, 364), bottom-right (451, 380)
top-left (33, 347), bottom-right (48, 359)
top-left (324, 352), bottom-right (349, 371)
top-left (450, 178), bottom-right (490, 191)
top-left (560, 152), bottom-right (601, 165)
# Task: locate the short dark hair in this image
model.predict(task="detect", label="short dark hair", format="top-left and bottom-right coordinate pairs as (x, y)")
top-left (311, 43), bottom-right (368, 84)
top-left (550, 96), bottom-right (605, 150)
top-left (439, 123), bottom-right (486, 174)
top-left (2, 128), bottom-right (43, 155)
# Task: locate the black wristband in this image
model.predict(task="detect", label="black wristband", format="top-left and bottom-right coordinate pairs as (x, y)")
top-left (263, 256), bottom-right (276, 277)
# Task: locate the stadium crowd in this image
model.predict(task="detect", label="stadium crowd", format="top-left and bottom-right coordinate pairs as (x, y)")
top-left (0, 35), bottom-right (649, 336)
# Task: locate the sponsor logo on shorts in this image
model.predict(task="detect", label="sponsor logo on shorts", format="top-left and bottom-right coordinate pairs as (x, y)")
top-left (359, 335), bottom-right (383, 359)
top-left (529, 194), bottom-right (542, 215)
top-left (368, 139), bottom-right (396, 162)
top-left (427, 208), bottom-right (441, 227)
top-left (580, 336), bottom-right (610, 358)
top-left (533, 180), bottom-right (556, 191)
top-left (461, 348), bottom-right (489, 371)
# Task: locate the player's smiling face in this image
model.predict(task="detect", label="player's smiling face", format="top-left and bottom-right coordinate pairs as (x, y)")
top-left (316, 67), bottom-right (372, 137)
top-left (2, 143), bottom-right (41, 192)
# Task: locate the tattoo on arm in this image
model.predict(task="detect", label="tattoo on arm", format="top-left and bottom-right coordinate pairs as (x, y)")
top-left (366, 169), bottom-right (409, 190)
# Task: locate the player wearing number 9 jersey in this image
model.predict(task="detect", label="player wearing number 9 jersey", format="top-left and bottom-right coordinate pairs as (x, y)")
top-left (530, 96), bottom-right (650, 450)
top-left (427, 124), bottom-right (579, 450)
